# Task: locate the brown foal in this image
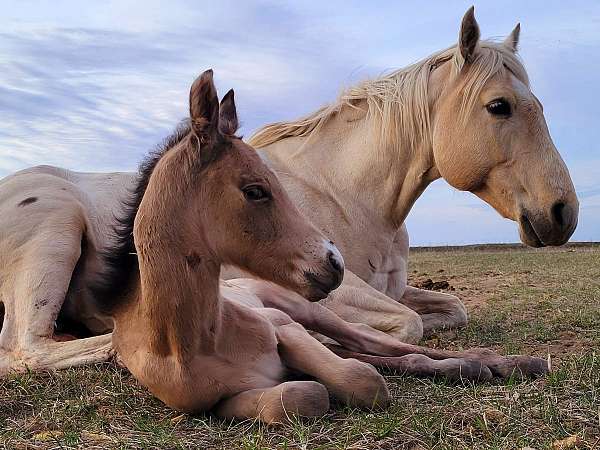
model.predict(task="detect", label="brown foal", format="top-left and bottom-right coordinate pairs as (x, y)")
top-left (105, 70), bottom-right (389, 422)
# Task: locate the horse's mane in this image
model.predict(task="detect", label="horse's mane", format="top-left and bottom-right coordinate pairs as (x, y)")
top-left (248, 40), bottom-right (529, 150)
top-left (91, 120), bottom-right (192, 310)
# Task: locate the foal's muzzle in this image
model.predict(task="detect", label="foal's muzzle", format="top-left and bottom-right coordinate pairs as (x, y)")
top-left (304, 240), bottom-right (345, 301)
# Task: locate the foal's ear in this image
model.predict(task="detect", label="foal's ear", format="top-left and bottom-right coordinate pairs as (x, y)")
top-left (189, 69), bottom-right (219, 138)
top-left (459, 6), bottom-right (480, 63)
top-left (503, 23), bottom-right (520, 52)
top-left (219, 89), bottom-right (239, 135)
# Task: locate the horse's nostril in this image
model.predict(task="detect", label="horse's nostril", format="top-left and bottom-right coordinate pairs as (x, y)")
top-left (327, 251), bottom-right (343, 274)
top-left (551, 202), bottom-right (566, 228)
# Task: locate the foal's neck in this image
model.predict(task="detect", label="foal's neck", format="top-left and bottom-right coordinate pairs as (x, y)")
top-left (119, 147), bottom-right (222, 360)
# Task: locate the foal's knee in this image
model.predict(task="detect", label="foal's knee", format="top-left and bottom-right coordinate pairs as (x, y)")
top-left (260, 381), bottom-right (330, 423)
top-left (258, 308), bottom-right (294, 327)
top-left (335, 358), bottom-right (391, 409)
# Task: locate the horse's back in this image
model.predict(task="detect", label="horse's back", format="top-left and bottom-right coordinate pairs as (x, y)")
top-left (0, 166), bottom-right (136, 336)
top-left (0, 165), bottom-right (135, 252)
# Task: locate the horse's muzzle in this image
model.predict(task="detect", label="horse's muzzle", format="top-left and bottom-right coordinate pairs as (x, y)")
top-left (519, 202), bottom-right (578, 247)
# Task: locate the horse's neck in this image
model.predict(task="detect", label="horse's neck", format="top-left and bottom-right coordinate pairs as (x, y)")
top-left (261, 101), bottom-right (439, 234)
top-left (116, 151), bottom-right (222, 361)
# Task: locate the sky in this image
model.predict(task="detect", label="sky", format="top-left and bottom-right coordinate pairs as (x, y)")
top-left (0, 1), bottom-right (598, 245)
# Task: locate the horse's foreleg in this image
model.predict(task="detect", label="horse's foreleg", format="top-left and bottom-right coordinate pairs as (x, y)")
top-left (2, 334), bottom-right (114, 375)
top-left (321, 271), bottom-right (425, 344)
top-left (398, 286), bottom-right (468, 332)
top-left (227, 273), bottom-right (425, 345)
top-left (0, 212), bottom-right (113, 376)
top-left (214, 381), bottom-right (329, 424)
top-left (275, 322), bottom-right (390, 409)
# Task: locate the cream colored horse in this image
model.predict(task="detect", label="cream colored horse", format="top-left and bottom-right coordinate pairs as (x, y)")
top-left (244, 7), bottom-right (578, 345)
top-left (0, 8), bottom-right (574, 379)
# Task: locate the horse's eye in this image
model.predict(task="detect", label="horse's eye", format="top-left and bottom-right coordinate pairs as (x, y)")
top-left (242, 185), bottom-right (270, 202)
top-left (486, 99), bottom-right (511, 117)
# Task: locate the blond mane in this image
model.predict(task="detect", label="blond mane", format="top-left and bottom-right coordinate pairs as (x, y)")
top-left (249, 41), bottom-right (529, 150)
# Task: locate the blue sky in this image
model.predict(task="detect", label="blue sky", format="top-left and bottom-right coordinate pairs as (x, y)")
top-left (0, 1), bottom-right (598, 245)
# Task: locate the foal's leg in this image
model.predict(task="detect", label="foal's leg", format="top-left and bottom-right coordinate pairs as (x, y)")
top-left (312, 309), bottom-right (548, 380)
top-left (275, 321), bottom-right (390, 409)
top-left (398, 286), bottom-right (468, 333)
top-left (248, 288), bottom-right (496, 381)
top-left (215, 381), bottom-right (329, 424)
top-left (329, 347), bottom-right (492, 382)
top-left (229, 279), bottom-right (547, 380)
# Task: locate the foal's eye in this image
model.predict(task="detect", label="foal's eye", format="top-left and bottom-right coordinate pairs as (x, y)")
top-left (486, 99), bottom-right (512, 117)
top-left (242, 185), bottom-right (270, 202)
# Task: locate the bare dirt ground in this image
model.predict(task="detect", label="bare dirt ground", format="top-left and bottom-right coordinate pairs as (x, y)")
top-left (1, 245), bottom-right (598, 449)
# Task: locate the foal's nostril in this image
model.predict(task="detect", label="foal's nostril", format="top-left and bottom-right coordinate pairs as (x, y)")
top-left (551, 202), bottom-right (566, 228)
top-left (327, 250), bottom-right (343, 274)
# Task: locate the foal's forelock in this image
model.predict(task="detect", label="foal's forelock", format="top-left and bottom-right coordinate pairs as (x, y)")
top-left (249, 41), bottom-right (529, 152)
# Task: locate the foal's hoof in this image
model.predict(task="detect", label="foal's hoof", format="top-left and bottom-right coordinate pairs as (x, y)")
top-left (504, 355), bottom-right (550, 378)
top-left (436, 358), bottom-right (493, 382)
top-left (335, 359), bottom-right (391, 410)
top-left (464, 349), bottom-right (550, 379)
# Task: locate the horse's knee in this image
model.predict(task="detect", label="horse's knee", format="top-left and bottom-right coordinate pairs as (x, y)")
top-left (452, 297), bottom-right (469, 327)
top-left (402, 287), bottom-right (469, 331)
top-left (386, 308), bottom-right (423, 344)
top-left (440, 293), bottom-right (469, 327)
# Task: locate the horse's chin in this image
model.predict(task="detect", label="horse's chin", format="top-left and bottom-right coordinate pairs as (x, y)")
top-left (518, 215), bottom-right (546, 248)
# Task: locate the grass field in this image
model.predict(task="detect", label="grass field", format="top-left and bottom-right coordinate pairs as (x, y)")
top-left (1, 245), bottom-right (598, 449)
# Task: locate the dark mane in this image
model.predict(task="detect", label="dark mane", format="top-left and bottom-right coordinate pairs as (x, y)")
top-left (91, 120), bottom-right (192, 311)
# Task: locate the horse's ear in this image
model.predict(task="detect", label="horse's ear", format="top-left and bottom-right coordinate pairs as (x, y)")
top-left (504, 23), bottom-right (520, 52)
top-left (189, 69), bottom-right (219, 139)
top-left (459, 6), bottom-right (480, 63)
top-left (219, 89), bottom-right (239, 135)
